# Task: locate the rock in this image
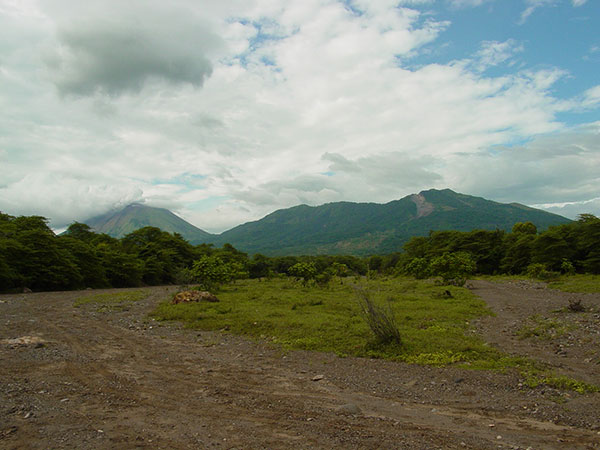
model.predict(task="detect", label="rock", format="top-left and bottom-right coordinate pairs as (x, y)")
top-left (311, 374), bottom-right (324, 381)
top-left (172, 291), bottom-right (219, 304)
top-left (2, 336), bottom-right (46, 347)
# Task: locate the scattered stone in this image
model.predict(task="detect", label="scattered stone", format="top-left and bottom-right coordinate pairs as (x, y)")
top-left (172, 291), bottom-right (219, 304)
top-left (311, 375), bottom-right (324, 381)
top-left (2, 336), bottom-right (46, 347)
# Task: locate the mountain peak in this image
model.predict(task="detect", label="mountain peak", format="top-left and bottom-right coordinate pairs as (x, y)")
top-left (85, 204), bottom-right (213, 243)
top-left (211, 189), bottom-right (570, 256)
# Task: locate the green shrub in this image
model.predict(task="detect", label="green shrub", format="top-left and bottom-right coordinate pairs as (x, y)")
top-left (353, 286), bottom-right (401, 346)
top-left (403, 257), bottom-right (430, 279)
top-left (429, 252), bottom-right (476, 286)
top-left (526, 263), bottom-right (559, 281)
top-left (288, 262), bottom-right (317, 286)
top-left (560, 259), bottom-right (576, 275)
top-left (190, 255), bottom-right (235, 291)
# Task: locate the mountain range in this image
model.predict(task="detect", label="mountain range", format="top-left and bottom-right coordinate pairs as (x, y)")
top-left (84, 189), bottom-right (571, 256)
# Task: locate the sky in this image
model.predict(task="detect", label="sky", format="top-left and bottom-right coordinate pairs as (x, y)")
top-left (0, 0), bottom-right (599, 233)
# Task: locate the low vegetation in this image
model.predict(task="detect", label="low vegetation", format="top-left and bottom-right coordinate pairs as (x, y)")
top-left (547, 275), bottom-right (600, 294)
top-left (518, 316), bottom-right (573, 340)
top-left (153, 277), bottom-right (519, 367)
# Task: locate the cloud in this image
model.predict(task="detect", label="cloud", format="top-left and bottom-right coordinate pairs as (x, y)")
top-left (473, 39), bottom-right (524, 72)
top-left (0, 172), bottom-right (144, 227)
top-left (43, 1), bottom-right (221, 96)
top-left (582, 85), bottom-right (600, 108)
top-left (572, 0), bottom-right (588, 6)
top-left (532, 197), bottom-right (600, 219)
top-left (1, 0), bottom-right (599, 233)
top-left (450, 123), bottom-right (600, 214)
top-left (519, 0), bottom-right (557, 24)
top-left (447, 0), bottom-right (490, 8)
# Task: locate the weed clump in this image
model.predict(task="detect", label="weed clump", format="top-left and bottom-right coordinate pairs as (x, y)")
top-left (567, 298), bottom-right (585, 312)
top-left (353, 286), bottom-right (401, 346)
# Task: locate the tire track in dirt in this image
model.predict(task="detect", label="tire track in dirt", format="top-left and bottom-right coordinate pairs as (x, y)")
top-left (470, 280), bottom-right (600, 385)
top-left (2, 286), bottom-right (600, 449)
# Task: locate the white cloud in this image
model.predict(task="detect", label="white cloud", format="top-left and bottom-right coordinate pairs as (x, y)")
top-left (449, 123), bottom-right (600, 215)
top-left (0, 0), bottom-right (598, 232)
top-left (582, 85), bottom-right (600, 107)
top-left (572, 0), bottom-right (588, 6)
top-left (473, 39), bottom-right (524, 72)
top-left (447, 0), bottom-right (490, 8)
top-left (519, 0), bottom-right (557, 24)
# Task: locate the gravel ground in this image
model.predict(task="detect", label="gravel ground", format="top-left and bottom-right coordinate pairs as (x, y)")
top-left (1, 281), bottom-right (599, 449)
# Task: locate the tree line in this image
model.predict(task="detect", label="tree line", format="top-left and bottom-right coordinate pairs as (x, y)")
top-left (0, 214), bottom-right (368, 292)
top-left (1, 212), bottom-right (598, 293)
top-left (398, 215), bottom-right (600, 278)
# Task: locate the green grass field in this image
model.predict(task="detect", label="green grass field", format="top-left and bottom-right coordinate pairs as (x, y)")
top-left (547, 274), bottom-right (600, 293)
top-left (152, 277), bottom-right (526, 369)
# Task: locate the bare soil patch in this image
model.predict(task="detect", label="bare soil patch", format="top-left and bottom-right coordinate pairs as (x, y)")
top-left (1, 282), bottom-right (599, 449)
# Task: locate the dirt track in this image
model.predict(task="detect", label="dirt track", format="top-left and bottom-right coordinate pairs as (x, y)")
top-left (1, 281), bottom-right (599, 449)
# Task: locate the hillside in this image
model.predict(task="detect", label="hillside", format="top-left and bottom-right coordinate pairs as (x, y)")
top-left (210, 189), bottom-right (571, 255)
top-left (85, 203), bottom-right (213, 244)
top-left (82, 190), bottom-right (571, 256)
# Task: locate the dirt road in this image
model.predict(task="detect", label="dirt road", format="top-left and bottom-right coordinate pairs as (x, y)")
top-left (1, 282), bottom-right (599, 449)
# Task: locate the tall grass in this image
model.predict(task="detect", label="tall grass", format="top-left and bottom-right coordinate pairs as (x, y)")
top-left (353, 285), bottom-right (401, 346)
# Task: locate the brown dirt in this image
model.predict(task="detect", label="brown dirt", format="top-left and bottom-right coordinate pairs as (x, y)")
top-left (1, 281), bottom-right (599, 449)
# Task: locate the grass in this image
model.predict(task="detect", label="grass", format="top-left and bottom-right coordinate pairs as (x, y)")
top-left (151, 277), bottom-right (523, 369)
top-left (518, 315), bottom-right (573, 340)
top-left (547, 274), bottom-right (600, 294)
top-left (74, 290), bottom-right (149, 311)
top-left (525, 374), bottom-right (599, 394)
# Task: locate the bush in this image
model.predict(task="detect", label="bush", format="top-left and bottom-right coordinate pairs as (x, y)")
top-left (288, 262), bottom-right (317, 286)
top-left (354, 286), bottom-right (401, 346)
top-left (526, 263), bottom-right (559, 281)
top-left (190, 255), bottom-right (234, 291)
top-left (429, 252), bottom-right (476, 286)
top-left (402, 257), bottom-right (430, 279)
top-left (560, 259), bottom-right (576, 275)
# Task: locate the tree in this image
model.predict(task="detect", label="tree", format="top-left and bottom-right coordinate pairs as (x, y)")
top-left (64, 222), bottom-right (96, 242)
top-left (190, 255), bottom-right (234, 291)
top-left (512, 222), bottom-right (537, 235)
top-left (403, 257), bottom-right (430, 279)
top-left (248, 254), bottom-right (271, 279)
top-left (429, 252), bottom-right (476, 286)
top-left (288, 262), bottom-right (317, 286)
top-left (58, 236), bottom-right (108, 288)
top-left (501, 233), bottom-right (535, 274)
